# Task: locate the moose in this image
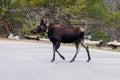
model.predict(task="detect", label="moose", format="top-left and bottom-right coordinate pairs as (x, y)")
top-left (32, 19), bottom-right (91, 62)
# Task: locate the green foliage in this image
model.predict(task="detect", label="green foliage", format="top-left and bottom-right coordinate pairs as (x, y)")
top-left (106, 12), bottom-right (120, 28)
top-left (19, 23), bottom-right (33, 34)
top-left (63, 0), bottom-right (85, 14)
top-left (8, 11), bottom-right (25, 24)
top-left (61, 0), bottom-right (86, 24)
top-left (0, 0), bottom-right (28, 34)
top-left (0, 0), bottom-right (25, 23)
top-left (86, 0), bottom-right (111, 20)
top-left (43, 33), bottom-right (48, 38)
top-left (0, 0), bottom-right (119, 40)
top-left (19, 26), bottom-right (30, 34)
top-left (90, 27), bottom-right (110, 42)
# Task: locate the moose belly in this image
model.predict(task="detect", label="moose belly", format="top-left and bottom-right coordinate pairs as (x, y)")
top-left (61, 36), bottom-right (77, 43)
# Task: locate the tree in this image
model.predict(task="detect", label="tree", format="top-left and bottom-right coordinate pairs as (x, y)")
top-left (84, 0), bottom-right (113, 42)
top-left (25, 0), bottom-right (76, 23)
top-left (105, 0), bottom-right (120, 41)
top-left (0, 0), bottom-right (25, 34)
top-left (62, 0), bottom-right (86, 25)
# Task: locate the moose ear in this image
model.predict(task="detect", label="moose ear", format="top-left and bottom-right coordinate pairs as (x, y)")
top-left (41, 19), bottom-right (44, 23)
top-left (40, 18), bottom-right (49, 24)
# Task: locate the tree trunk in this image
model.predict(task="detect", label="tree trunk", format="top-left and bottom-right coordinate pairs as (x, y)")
top-left (2, 19), bottom-right (11, 34)
top-left (112, 0), bottom-right (118, 41)
top-left (112, 29), bottom-right (118, 41)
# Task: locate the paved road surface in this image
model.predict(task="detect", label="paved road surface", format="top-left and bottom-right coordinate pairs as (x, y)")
top-left (0, 40), bottom-right (120, 80)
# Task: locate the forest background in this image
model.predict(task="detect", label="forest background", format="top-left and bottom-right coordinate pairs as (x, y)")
top-left (0, 0), bottom-right (120, 42)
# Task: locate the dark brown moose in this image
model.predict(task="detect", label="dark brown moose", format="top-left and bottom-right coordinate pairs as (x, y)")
top-left (32, 19), bottom-right (91, 62)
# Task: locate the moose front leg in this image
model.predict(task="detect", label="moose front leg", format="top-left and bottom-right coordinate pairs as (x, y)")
top-left (81, 41), bottom-right (91, 62)
top-left (51, 43), bottom-right (56, 62)
top-left (51, 42), bottom-right (65, 62)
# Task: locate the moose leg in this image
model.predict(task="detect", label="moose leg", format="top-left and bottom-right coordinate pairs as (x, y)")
top-left (51, 42), bottom-right (65, 62)
top-left (56, 50), bottom-right (65, 60)
top-left (55, 42), bottom-right (65, 60)
top-left (51, 43), bottom-right (56, 62)
top-left (81, 41), bottom-right (91, 62)
top-left (70, 42), bottom-right (80, 62)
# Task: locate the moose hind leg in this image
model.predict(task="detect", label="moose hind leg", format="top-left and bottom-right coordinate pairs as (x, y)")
top-left (81, 41), bottom-right (91, 62)
top-left (70, 43), bottom-right (80, 62)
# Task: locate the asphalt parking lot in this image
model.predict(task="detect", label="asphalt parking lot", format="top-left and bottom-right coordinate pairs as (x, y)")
top-left (0, 40), bottom-right (120, 80)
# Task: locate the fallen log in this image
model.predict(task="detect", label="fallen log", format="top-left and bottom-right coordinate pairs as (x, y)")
top-left (24, 35), bottom-right (40, 41)
top-left (107, 41), bottom-right (120, 49)
top-left (85, 40), bottom-right (103, 47)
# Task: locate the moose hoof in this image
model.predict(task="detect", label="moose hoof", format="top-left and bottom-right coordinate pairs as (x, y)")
top-left (86, 59), bottom-right (91, 62)
top-left (62, 57), bottom-right (65, 60)
top-left (51, 59), bottom-right (55, 62)
top-left (70, 59), bottom-right (74, 63)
